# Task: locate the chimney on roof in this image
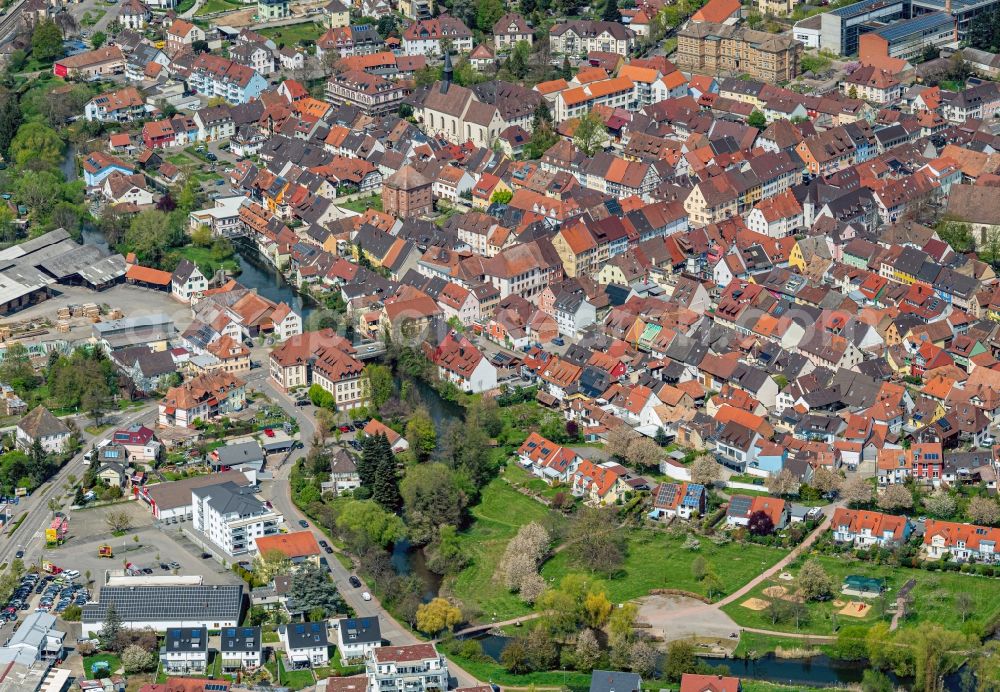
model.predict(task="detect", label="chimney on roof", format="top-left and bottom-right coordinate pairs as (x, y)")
top-left (441, 51), bottom-right (453, 94)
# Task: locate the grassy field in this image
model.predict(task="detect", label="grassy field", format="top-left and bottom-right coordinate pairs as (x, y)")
top-left (503, 463), bottom-right (570, 501)
top-left (338, 195), bottom-right (383, 213)
top-left (541, 529), bottom-right (789, 605)
top-left (84, 653), bottom-right (121, 678)
top-left (177, 245), bottom-right (240, 277)
top-left (196, 0), bottom-right (242, 15)
top-left (266, 658), bottom-right (315, 689)
top-left (438, 640), bottom-right (592, 688)
top-left (258, 21), bottom-right (324, 46)
top-left (733, 631), bottom-right (831, 658)
top-left (723, 554), bottom-right (1000, 636)
top-left (445, 477), bottom-right (552, 619)
top-left (81, 9), bottom-right (106, 25)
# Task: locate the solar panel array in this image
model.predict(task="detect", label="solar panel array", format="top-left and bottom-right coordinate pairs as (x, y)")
top-left (81, 585), bottom-right (244, 623)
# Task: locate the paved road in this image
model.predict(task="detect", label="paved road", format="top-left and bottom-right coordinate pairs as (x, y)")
top-left (254, 378), bottom-right (484, 689)
top-left (0, 404), bottom-right (157, 573)
top-left (0, 403), bottom-right (157, 644)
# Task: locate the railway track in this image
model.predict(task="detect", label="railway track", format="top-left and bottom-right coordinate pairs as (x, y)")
top-left (0, 1), bottom-right (29, 47)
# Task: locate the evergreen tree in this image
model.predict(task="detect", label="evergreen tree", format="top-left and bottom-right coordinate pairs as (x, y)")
top-left (532, 100), bottom-right (552, 129)
top-left (31, 438), bottom-right (43, 465)
top-left (372, 435), bottom-right (401, 512)
top-left (357, 433), bottom-right (380, 488)
top-left (99, 604), bottom-right (121, 651)
top-left (73, 486), bottom-right (85, 505)
top-left (602, 0), bottom-right (621, 23)
top-left (654, 427), bottom-right (669, 447)
top-left (0, 95), bottom-right (22, 159)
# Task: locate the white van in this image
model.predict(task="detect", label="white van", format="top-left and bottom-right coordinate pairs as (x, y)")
top-left (63, 570), bottom-right (80, 580)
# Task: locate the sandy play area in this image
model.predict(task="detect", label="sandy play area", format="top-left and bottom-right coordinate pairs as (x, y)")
top-left (742, 598), bottom-right (770, 610)
top-left (763, 586), bottom-right (787, 598)
top-left (839, 602), bottom-right (871, 618)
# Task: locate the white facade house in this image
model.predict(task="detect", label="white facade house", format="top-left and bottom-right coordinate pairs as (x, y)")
top-left (271, 302), bottom-right (303, 341)
top-left (367, 644), bottom-right (449, 692)
top-left (426, 331), bottom-right (498, 393)
top-left (118, 0), bottom-right (152, 29)
top-left (161, 626), bottom-right (209, 674)
top-left (16, 406), bottom-right (71, 454)
top-left (334, 617), bottom-right (382, 660)
top-left (220, 626), bottom-right (263, 672)
top-left (171, 260), bottom-right (209, 304)
top-left (191, 481), bottom-right (283, 557)
top-left (552, 291), bottom-right (597, 338)
top-left (281, 622), bottom-right (330, 668)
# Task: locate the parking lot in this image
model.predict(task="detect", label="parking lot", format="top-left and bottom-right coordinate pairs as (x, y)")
top-left (60, 525), bottom-right (243, 588)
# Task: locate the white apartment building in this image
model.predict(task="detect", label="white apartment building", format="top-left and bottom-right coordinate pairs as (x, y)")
top-left (367, 643), bottom-right (449, 692)
top-left (191, 481), bottom-right (283, 557)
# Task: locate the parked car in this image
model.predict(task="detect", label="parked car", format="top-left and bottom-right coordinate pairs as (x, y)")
top-left (298, 519), bottom-right (309, 529)
top-left (264, 428), bottom-right (275, 437)
top-left (362, 591), bottom-right (372, 601)
top-left (349, 576), bottom-right (362, 588)
top-left (14, 550), bottom-right (23, 559)
top-left (295, 400), bottom-right (310, 407)
top-left (338, 425), bottom-right (351, 433)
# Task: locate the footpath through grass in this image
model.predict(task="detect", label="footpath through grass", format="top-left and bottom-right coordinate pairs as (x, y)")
top-left (541, 529), bottom-right (788, 605)
top-left (446, 476), bottom-right (551, 620)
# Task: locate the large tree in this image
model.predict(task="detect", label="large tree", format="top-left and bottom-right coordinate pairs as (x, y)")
top-left (123, 210), bottom-right (178, 266)
top-left (496, 521), bottom-right (549, 597)
top-left (9, 122), bottom-right (64, 169)
top-left (797, 558), bottom-right (832, 601)
top-left (335, 499), bottom-right (406, 549)
top-left (31, 20), bottom-right (64, 62)
top-left (573, 111), bottom-right (607, 156)
top-left (399, 463), bottom-right (468, 544)
top-left (766, 468), bottom-right (800, 497)
top-left (358, 432), bottom-right (391, 488)
top-left (569, 506), bottom-right (625, 575)
top-left (289, 562), bottom-right (344, 617)
top-left (99, 604), bottom-right (122, 651)
top-left (747, 510), bottom-right (774, 536)
top-left (415, 597), bottom-right (462, 635)
top-left (968, 496), bottom-right (1000, 525)
top-left (372, 446), bottom-right (402, 513)
top-left (475, 0), bottom-right (504, 31)
top-left (601, 0), bottom-right (621, 22)
top-left (364, 364), bottom-right (394, 409)
top-left (405, 407), bottom-right (436, 462)
top-left (0, 93), bottom-right (23, 159)
top-left (877, 484), bottom-right (913, 511)
top-left (690, 455), bottom-right (720, 485)
top-left (842, 476), bottom-right (874, 506)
